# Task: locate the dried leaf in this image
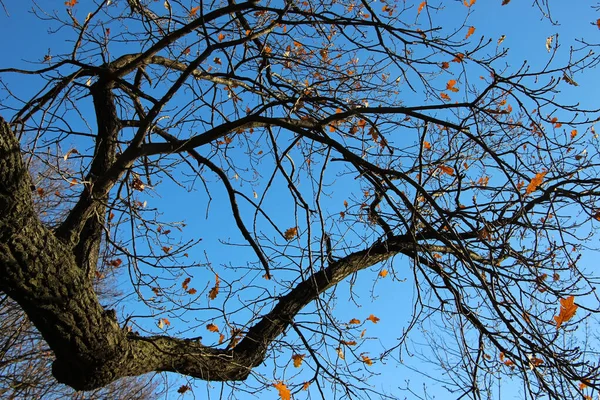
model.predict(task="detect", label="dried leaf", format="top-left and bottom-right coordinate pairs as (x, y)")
top-left (208, 274), bottom-right (220, 300)
top-left (348, 318), bottom-right (361, 324)
top-left (158, 318), bottom-right (170, 329)
top-left (563, 72), bottom-right (578, 86)
top-left (554, 295), bottom-right (578, 329)
top-left (378, 269), bottom-right (388, 278)
top-left (182, 277), bottom-right (191, 290)
top-left (292, 353), bottom-right (305, 367)
top-left (361, 354), bottom-right (373, 366)
top-left (417, 1), bottom-right (426, 14)
top-left (439, 165), bottom-right (455, 176)
top-left (206, 323), bottom-right (219, 332)
top-left (189, 6), bottom-right (200, 16)
top-left (525, 172), bottom-right (546, 195)
top-left (446, 79), bottom-right (459, 92)
top-left (465, 26), bottom-right (476, 39)
top-left (63, 148), bottom-right (79, 161)
top-left (177, 385), bottom-right (191, 394)
top-left (284, 227), bottom-right (298, 240)
top-left (440, 92), bottom-right (451, 101)
top-left (218, 33), bottom-right (225, 42)
top-left (273, 382), bottom-right (291, 400)
top-left (336, 347), bottom-right (345, 359)
top-left (65, 0), bottom-right (77, 7)
top-left (366, 314), bottom-right (380, 324)
top-left (546, 35), bottom-right (554, 52)
top-left (302, 381), bottom-right (311, 390)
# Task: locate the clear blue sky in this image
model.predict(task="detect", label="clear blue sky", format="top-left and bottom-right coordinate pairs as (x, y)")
top-left (0, 1), bottom-right (599, 399)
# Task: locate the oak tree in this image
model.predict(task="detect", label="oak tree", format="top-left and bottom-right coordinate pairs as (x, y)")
top-left (1, 0), bottom-right (600, 398)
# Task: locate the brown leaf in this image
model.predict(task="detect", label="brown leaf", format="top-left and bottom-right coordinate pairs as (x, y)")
top-left (366, 314), bottom-right (380, 324)
top-left (284, 227), bottom-right (298, 240)
top-left (438, 165), bottom-right (455, 176)
top-left (554, 295), bottom-right (578, 329)
top-left (182, 277), bottom-right (191, 290)
top-left (206, 323), bottom-right (219, 332)
top-left (292, 353), bottom-right (304, 367)
top-left (208, 274), bottom-right (220, 300)
top-left (177, 385), bottom-right (191, 394)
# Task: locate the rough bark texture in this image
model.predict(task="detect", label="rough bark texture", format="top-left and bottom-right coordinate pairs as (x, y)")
top-left (0, 116), bottom-right (405, 390)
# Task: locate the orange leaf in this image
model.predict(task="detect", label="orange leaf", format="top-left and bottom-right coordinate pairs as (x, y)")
top-left (219, 333), bottom-right (225, 344)
top-left (366, 314), bottom-right (380, 323)
top-left (302, 381), bottom-right (311, 390)
top-left (206, 323), bottom-right (219, 332)
top-left (208, 274), bottom-right (220, 300)
top-left (292, 353), bottom-right (305, 367)
top-left (465, 26), bottom-right (476, 39)
top-left (284, 227), bottom-right (298, 240)
top-left (440, 92), bottom-right (451, 101)
top-left (439, 165), bottom-right (455, 176)
top-left (570, 129), bottom-right (578, 139)
top-left (378, 269), bottom-right (388, 278)
top-left (65, 0), bottom-right (77, 7)
top-left (341, 340), bottom-right (357, 346)
top-left (417, 1), bottom-right (426, 14)
top-left (463, 0), bottom-right (476, 7)
top-left (554, 295), bottom-right (578, 329)
top-left (357, 119), bottom-right (367, 130)
top-left (597, 19), bottom-right (600, 29)
top-left (273, 382), bottom-right (291, 400)
top-left (452, 53), bottom-right (465, 63)
top-left (361, 354), bottom-right (373, 366)
top-left (423, 141), bottom-right (431, 150)
top-left (441, 61), bottom-right (450, 69)
top-left (446, 79), bottom-right (459, 92)
top-left (360, 329), bottom-right (366, 338)
top-left (187, 288), bottom-right (197, 295)
top-left (218, 33), bottom-right (225, 42)
top-left (525, 171), bottom-right (546, 195)
top-left (189, 6), bottom-right (200, 16)
top-left (348, 318), bottom-right (361, 324)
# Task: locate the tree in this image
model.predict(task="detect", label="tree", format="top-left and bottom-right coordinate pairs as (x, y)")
top-left (0, 296), bottom-right (161, 400)
top-left (0, 151), bottom-right (161, 399)
top-left (0, 0), bottom-right (600, 398)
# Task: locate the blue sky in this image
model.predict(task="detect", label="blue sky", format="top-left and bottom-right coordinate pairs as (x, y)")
top-left (1, 1), bottom-right (600, 399)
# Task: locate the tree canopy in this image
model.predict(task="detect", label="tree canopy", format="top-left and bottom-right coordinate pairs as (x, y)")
top-left (1, 0), bottom-right (600, 398)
